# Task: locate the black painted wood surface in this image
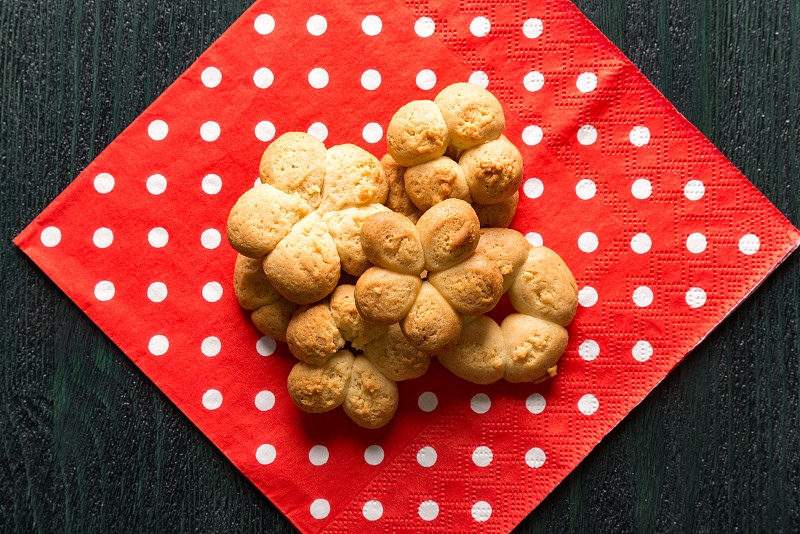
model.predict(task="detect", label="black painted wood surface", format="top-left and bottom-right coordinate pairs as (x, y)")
top-left (2, 1), bottom-right (798, 532)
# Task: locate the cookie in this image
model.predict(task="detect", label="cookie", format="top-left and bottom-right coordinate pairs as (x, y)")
top-left (386, 100), bottom-right (450, 167)
top-left (400, 281), bottom-right (462, 355)
top-left (459, 137), bottom-right (523, 204)
top-left (287, 349), bottom-right (355, 413)
top-left (437, 315), bottom-right (506, 384)
top-left (403, 156), bottom-right (472, 211)
top-left (474, 191), bottom-right (519, 228)
top-left (475, 228), bottom-right (531, 292)
top-left (434, 82), bottom-right (505, 149)
top-left (320, 144), bottom-right (388, 212)
top-left (285, 300), bottom-right (345, 365)
top-left (507, 246), bottom-right (579, 326)
top-left (501, 314), bottom-right (568, 383)
top-left (354, 266), bottom-right (422, 325)
top-left (363, 324), bottom-right (430, 381)
top-left (380, 154), bottom-right (418, 216)
top-left (322, 204), bottom-right (390, 276)
top-left (233, 254), bottom-right (281, 310)
top-left (360, 211), bottom-right (425, 275)
top-left (329, 284), bottom-right (385, 350)
top-left (427, 253), bottom-right (504, 316)
top-left (226, 184), bottom-right (312, 258)
top-left (416, 198), bottom-right (481, 272)
top-left (259, 132), bottom-right (326, 208)
top-left (343, 356), bottom-right (399, 429)
top-left (250, 297), bottom-right (300, 342)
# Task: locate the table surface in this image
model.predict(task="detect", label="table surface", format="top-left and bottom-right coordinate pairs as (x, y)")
top-left (2, 0), bottom-right (798, 532)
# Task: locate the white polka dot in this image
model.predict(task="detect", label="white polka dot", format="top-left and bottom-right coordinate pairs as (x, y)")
top-left (523, 178), bottom-right (543, 198)
top-left (525, 233), bottom-right (543, 247)
top-left (201, 229), bottom-right (221, 249)
top-left (471, 393), bottom-right (491, 414)
top-left (418, 391), bottom-right (438, 412)
top-left (578, 286), bottom-right (598, 307)
top-left (415, 17), bottom-right (435, 37)
top-left (631, 178), bottom-right (652, 199)
top-left (576, 72), bottom-right (597, 93)
top-left (472, 501), bottom-right (492, 522)
top-left (254, 14), bottom-right (275, 35)
top-left (525, 447), bottom-right (546, 468)
top-left (738, 234), bottom-right (760, 255)
top-left (630, 126), bottom-right (651, 147)
top-left (254, 121), bottom-right (275, 142)
top-left (309, 445), bottom-right (329, 466)
top-left (256, 444), bottom-right (276, 465)
top-left (148, 120), bottom-right (168, 141)
top-left (308, 122), bottom-right (328, 142)
top-left (469, 71), bottom-right (489, 89)
top-left (201, 337), bottom-right (221, 357)
top-left (470, 16), bottom-right (490, 37)
top-left (254, 177), bottom-right (262, 188)
top-left (522, 18), bottom-right (543, 39)
top-left (200, 121), bottom-right (220, 142)
top-left (256, 336), bottom-right (276, 356)
top-left (684, 180), bottom-right (705, 200)
top-left (577, 125), bottom-right (597, 145)
top-left (522, 125), bottom-right (543, 146)
top-left (306, 15), bottom-right (327, 36)
top-left (416, 69), bottom-right (436, 90)
top-left (310, 499), bottom-right (330, 519)
top-left (418, 500), bottom-right (439, 521)
top-left (148, 227), bottom-right (169, 248)
top-left (632, 341), bottom-right (653, 362)
top-left (362, 122), bottom-right (383, 143)
top-left (146, 174), bottom-right (167, 195)
top-left (201, 66), bottom-right (222, 88)
top-left (578, 232), bottom-right (598, 253)
top-left (147, 282), bottom-right (167, 302)
top-left (472, 446), bottom-right (492, 467)
top-left (362, 15), bottom-right (382, 36)
top-left (579, 340), bottom-right (600, 361)
top-left (94, 173), bottom-right (114, 193)
top-left (255, 391), bottom-right (275, 411)
top-left (148, 335), bottom-right (169, 356)
top-left (526, 393), bottom-right (546, 414)
top-left (578, 394), bottom-right (599, 415)
top-left (364, 445), bottom-right (384, 465)
top-left (686, 233), bottom-right (707, 254)
top-left (417, 446), bottom-right (437, 467)
top-left (686, 287), bottom-right (707, 309)
top-left (202, 282), bottom-right (223, 302)
top-left (632, 286), bottom-right (654, 307)
top-left (202, 174), bottom-right (222, 194)
top-left (575, 179), bottom-right (596, 199)
top-left (630, 233), bottom-right (652, 254)
top-left (202, 389), bottom-right (223, 410)
top-left (93, 228), bottom-right (113, 248)
top-left (361, 69), bottom-right (381, 90)
top-left (94, 281), bottom-right (115, 301)
top-left (308, 68), bottom-right (329, 89)
top-left (363, 500), bottom-right (383, 521)
top-left (40, 226), bottom-right (61, 247)
top-left (253, 67), bottom-right (274, 88)
top-left (523, 71), bottom-right (545, 92)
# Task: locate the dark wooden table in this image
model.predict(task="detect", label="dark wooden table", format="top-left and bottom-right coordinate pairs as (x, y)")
top-left (2, 1), bottom-right (798, 532)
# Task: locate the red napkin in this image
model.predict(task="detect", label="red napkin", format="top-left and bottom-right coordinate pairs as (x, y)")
top-left (15, 0), bottom-right (799, 532)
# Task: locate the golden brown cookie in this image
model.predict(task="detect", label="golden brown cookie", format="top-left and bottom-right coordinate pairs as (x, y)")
top-left (434, 83), bottom-right (505, 149)
top-left (258, 132), bottom-right (326, 208)
top-left (380, 154), bottom-right (418, 216)
top-left (507, 246), bottom-right (579, 326)
top-left (329, 284), bottom-right (385, 350)
top-left (459, 137), bottom-right (523, 204)
top-left (501, 314), bottom-right (568, 383)
top-left (360, 211), bottom-right (425, 275)
top-left (264, 214), bottom-right (340, 305)
top-left (386, 100), bottom-right (450, 167)
top-left (474, 191), bottom-right (519, 228)
top-left (437, 316), bottom-right (505, 384)
top-left (363, 324), bottom-right (430, 381)
top-left (226, 184), bottom-right (312, 258)
top-left (343, 356), bottom-right (399, 429)
top-left (403, 156), bottom-right (472, 211)
top-left (427, 253), bottom-right (504, 315)
top-left (475, 228), bottom-right (531, 292)
top-left (354, 267), bottom-right (422, 325)
top-left (285, 300), bottom-right (345, 365)
top-left (416, 198), bottom-right (481, 272)
top-left (251, 297), bottom-right (299, 343)
top-left (233, 254), bottom-right (281, 310)
top-left (287, 349), bottom-right (355, 413)
top-left (320, 144), bottom-right (388, 212)
top-left (322, 204), bottom-right (390, 276)
top-left (400, 281), bottom-right (462, 355)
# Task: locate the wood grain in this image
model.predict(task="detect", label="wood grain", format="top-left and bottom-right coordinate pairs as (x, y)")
top-left (1, 1), bottom-right (797, 532)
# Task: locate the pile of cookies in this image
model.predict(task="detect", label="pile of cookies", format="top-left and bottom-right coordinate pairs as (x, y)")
top-left (227, 83), bottom-right (578, 428)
